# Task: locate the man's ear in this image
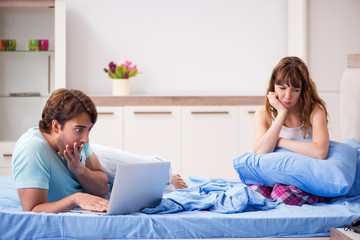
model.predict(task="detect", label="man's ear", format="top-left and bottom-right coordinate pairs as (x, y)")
top-left (52, 120), bottom-right (61, 134)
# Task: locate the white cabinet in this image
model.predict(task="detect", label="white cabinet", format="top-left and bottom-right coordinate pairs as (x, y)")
top-left (90, 106), bottom-right (124, 149)
top-left (238, 105), bottom-right (258, 155)
top-left (181, 106), bottom-right (239, 179)
top-left (0, 102), bottom-right (259, 177)
top-left (123, 106), bottom-right (181, 174)
top-left (0, 0), bottom-right (66, 142)
top-left (0, 141), bottom-right (15, 176)
top-left (88, 104), bottom-right (258, 179)
top-left (0, 0), bottom-right (66, 176)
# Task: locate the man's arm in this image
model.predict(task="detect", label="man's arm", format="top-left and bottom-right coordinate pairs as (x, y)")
top-left (17, 188), bottom-right (108, 213)
top-left (63, 143), bottom-right (108, 197)
top-left (74, 153), bottom-right (109, 197)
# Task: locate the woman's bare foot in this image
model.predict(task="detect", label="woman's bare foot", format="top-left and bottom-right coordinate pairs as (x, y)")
top-left (171, 174), bottom-right (188, 189)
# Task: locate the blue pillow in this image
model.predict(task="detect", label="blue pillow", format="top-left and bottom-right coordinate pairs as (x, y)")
top-left (344, 139), bottom-right (360, 197)
top-left (233, 140), bottom-right (357, 197)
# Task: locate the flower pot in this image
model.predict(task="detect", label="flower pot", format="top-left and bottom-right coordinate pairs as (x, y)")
top-left (112, 79), bottom-right (130, 96)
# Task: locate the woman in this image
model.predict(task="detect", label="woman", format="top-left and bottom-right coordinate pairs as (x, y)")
top-left (253, 56), bottom-right (329, 159)
top-left (250, 56), bottom-right (330, 205)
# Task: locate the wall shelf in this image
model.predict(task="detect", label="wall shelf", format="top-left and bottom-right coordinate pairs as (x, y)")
top-left (0, 0), bottom-right (54, 7)
top-left (0, 50), bottom-right (54, 53)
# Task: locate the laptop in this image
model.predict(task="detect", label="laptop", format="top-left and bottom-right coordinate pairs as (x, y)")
top-left (106, 161), bottom-right (170, 215)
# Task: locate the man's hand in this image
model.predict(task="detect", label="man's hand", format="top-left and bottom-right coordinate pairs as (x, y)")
top-left (61, 142), bottom-right (84, 174)
top-left (73, 192), bottom-right (109, 212)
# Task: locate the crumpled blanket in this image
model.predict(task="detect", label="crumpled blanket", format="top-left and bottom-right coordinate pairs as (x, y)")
top-left (142, 177), bottom-right (280, 214)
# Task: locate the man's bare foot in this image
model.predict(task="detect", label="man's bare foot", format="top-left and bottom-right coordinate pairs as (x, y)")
top-left (171, 174), bottom-right (188, 189)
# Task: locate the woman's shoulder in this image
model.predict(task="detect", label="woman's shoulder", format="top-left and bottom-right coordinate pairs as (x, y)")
top-left (255, 105), bottom-right (266, 115)
top-left (311, 103), bottom-right (326, 115)
top-left (255, 105), bottom-right (272, 126)
top-left (310, 103), bottom-right (327, 121)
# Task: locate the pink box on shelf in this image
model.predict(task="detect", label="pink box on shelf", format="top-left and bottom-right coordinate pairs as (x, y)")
top-left (39, 39), bottom-right (49, 51)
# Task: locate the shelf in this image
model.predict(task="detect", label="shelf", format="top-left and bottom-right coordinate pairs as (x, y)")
top-left (0, 0), bottom-right (54, 7)
top-left (0, 50), bottom-right (54, 53)
top-left (0, 95), bottom-right (50, 98)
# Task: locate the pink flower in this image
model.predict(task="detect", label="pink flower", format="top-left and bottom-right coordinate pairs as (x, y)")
top-left (104, 60), bottom-right (140, 79)
top-left (108, 61), bottom-right (116, 73)
top-left (124, 60), bottom-right (132, 68)
top-left (128, 65), bottom-right (137, 72)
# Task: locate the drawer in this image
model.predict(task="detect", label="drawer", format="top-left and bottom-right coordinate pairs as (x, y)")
top-left (0, 168), bottom-right (12, 176)
top-left (0, 142), bottom-right (16, 168)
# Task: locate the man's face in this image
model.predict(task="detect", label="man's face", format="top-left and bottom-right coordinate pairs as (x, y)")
top-left (55, 112), bottom-right (93, 157)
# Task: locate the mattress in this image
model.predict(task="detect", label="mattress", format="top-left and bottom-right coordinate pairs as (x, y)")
top-left (1, 175), bottom-right (360, 240)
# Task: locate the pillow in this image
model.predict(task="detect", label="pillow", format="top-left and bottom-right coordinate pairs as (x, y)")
top-left (344, 139), bottom-right (360, 197)
top-left (233, 140), bottom-right (357, 197)
top-left (91, 143), bottom-right (168, 184)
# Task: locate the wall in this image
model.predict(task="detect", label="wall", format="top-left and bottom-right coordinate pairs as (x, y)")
top-left (307, 0), bottom-right (360, 92)
top-left (307, 0), bottom-right (360, 140)
top-left (66, 0), bottom-right (287, 96)
top-left (65, 0), bottom-right (360, 141)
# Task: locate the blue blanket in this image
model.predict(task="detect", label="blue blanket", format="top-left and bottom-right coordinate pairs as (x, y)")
top-left (142, 177), bottom-right (279, 214)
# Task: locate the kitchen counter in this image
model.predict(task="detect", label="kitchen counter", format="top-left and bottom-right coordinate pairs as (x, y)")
top-left (90, 96), bottom-right (265, 106)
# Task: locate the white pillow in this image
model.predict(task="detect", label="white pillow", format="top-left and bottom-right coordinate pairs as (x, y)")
top-left (91, 143), bottom-right (170, 185)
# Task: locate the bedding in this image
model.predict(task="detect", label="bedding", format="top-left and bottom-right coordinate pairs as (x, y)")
top-left (344, 138), bottom-right (360, 197)
top-left (233, 140), bottom-right (358, 197)
top-left (1, 175), bottom-right (360, 239)
top-left (141, 177), bottom-right (279, 214)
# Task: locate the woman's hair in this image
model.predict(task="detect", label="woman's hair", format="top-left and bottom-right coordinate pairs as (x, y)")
top-left (265, 56), bottom-right (328, 137)
top-left (39, 88), bottom-right (97, 133)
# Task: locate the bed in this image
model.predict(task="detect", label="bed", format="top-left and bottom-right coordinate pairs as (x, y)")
top-left (1, 175), bottom-right (360, 240)
top-left (1, 140), bottom-right (360, 240)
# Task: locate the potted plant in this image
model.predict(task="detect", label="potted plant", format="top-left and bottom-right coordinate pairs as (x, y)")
top-left (104, 60), bottom-right (140, 96)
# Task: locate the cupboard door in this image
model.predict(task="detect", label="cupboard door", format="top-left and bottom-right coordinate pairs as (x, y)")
top-left (181, 106), bottom-right (238, 179)
top-left (0, 141), bottom-right (16, 176)
top-left (90, 107), bottom-right (124, 149)
top-left (238, 105), bottom-right (259, 155)
top-left (0, 97), bottom-right (44, 141)
top-left (123, 106), bottom-right (181, 174)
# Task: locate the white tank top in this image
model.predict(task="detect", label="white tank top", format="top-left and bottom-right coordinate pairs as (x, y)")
top-left (279, 125), bottom-right (312, 140)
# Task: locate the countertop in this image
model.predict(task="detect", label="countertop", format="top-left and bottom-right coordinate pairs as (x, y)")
top-left (90, 96), bottom-right (265, 106)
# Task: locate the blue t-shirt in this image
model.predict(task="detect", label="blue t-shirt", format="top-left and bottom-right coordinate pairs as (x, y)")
top-left (12, 127), bottom-right (94, 202)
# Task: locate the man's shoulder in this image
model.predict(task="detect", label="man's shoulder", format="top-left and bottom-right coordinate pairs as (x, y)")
top-left (14, 127), bottom-right (50, 154)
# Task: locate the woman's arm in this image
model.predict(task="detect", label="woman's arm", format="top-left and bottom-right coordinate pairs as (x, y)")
top-left (253, 105), bottom-right (287, 154)
top-left (276, 104), bottom-right (329, 159)
top-left (253, 92), bottom-right (288, 154)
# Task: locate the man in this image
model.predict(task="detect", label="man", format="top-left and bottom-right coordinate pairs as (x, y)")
top-left (12, 88), bottom-right (187, 213)
top-left (12, 89), bottom-right (109, 213)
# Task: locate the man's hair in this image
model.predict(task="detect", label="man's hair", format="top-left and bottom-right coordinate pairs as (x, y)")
top-left (39, 88), bottom-right (97, 133)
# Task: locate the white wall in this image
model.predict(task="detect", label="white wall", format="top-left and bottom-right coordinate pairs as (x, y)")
top-left (66, 0), bottom-right (287, 96)
top-left (307, 0), bottom-right (360, 92)
top-left (307, 0), bottom-right (360, 141)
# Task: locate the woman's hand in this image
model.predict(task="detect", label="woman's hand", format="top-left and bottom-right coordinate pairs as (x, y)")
top-left (267, 92), bottom-right (287, 114)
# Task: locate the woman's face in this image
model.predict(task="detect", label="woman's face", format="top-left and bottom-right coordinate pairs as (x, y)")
top-left (274, 83), bottom-right (301, 109)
